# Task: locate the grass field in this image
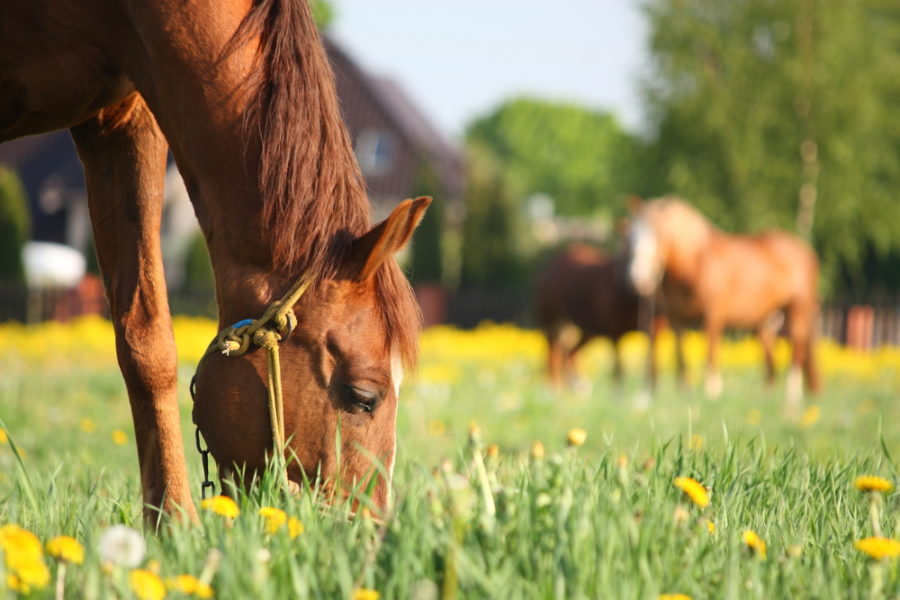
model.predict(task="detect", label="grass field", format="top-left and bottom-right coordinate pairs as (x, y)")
top-left (1, 317), bottom-right (899, 599)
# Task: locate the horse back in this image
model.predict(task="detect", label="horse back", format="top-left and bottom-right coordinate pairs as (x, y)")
top-left (697, 231), bottom-right (818, 325)
top-left (536, 244), bottom-right (639, 340)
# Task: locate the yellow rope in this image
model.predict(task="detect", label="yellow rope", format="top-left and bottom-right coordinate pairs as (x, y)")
top-left (195, 272), bottom-right (314, 491)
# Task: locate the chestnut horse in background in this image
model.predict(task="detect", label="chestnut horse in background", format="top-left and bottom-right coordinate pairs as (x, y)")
top-left (626, 197), bottom-right (819, 410)
top-left (536, 244), bottom-right (641, 389)
top-left (1, 0), bottom-right (429, 522)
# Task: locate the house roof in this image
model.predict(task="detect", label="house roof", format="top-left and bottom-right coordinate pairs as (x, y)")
top-left (324, 38), bottom-right (464, 199)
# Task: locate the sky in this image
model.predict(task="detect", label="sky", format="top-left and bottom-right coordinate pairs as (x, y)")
top-left (329, 1), bottom-right (649, 142)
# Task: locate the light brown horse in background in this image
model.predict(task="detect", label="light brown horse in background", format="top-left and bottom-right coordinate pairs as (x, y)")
top-left (536, 244), bottom-right (642, 389)
top-left (1, 0), bottom-right (428, 522)
top-left (626, 197), bottom-right (820, 410)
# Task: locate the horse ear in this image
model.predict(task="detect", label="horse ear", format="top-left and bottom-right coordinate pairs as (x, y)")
top-left (352, 196), bottom-right (432, 282)
top-left (627, 195), bottom-right (643, 214)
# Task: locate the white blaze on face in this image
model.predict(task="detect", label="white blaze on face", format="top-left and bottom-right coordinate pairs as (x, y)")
top-left (387, 351), bottom-right (404, 490)
top-left (390, 352), bottom-right (404, 397)
top-left (628, 218), bottom-right (662, 296)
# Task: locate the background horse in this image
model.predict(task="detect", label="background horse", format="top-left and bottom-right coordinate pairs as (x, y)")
top-left (536, 244), bottom-right (641, 389)
top-left (1, 0), bottom-right (427, 521)
top-left (626, 197), bottom-right (819, 410)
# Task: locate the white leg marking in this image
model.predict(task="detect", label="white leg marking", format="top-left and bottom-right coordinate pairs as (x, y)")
top-left (786, 365), bottom-right (803, 412)
top-left (705, 371), bottom-right (723, 399)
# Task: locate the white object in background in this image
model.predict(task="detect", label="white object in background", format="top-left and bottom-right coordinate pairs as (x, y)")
top-left (22, 241), bottom-right (86, 287)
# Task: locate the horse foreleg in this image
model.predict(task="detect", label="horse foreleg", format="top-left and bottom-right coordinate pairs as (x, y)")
top-left (758, 324), bottom-right (777, 387)
top-left (673, 323), bottom-right (688, 387)
top-left (611, 339), bottom-right (623, 383)
top-left (546, 335), bottom-right (563, 390)
top-left (786, 303), bottom-right (819, 413)
top-left (704, 320), bottom-right (723, 399)
top-left (71, 94), bottom-right (196, 525)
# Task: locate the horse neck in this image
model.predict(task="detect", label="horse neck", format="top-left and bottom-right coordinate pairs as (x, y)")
top-left (659, 215), bottom-right (713, 283)
top-left (127, 0), bottom-right (369, 321)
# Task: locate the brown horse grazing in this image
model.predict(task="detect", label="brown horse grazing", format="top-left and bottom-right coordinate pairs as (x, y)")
top-left (626, 197), bottom-right (820, 410)
top-left (536, 244), bottom-right (641, 389)
top-left (1, 0), bottom-right (428, 521)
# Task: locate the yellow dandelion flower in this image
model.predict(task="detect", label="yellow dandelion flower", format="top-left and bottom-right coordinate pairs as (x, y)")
top-left (79, 419), bottom-right (96, 434)
top-left (673, 477), bottom-right (710, 508)
top-left (129, 569), bottom-right (166, 600)
top-left (486, 444), bottom-right (500, 459)
top-left (258, 507), bottom-right (287, 534)
top-left (705, 520), bottom-right (716, 534)
top-left (353, 588), bottom-right (380, 600)
top-left (688, 434), bottom-right (704, 451)
top-left (745, 409), bottom-right (762, 426)
top-left (854, 476), bottom-right (893, 493)
top-left (287, 517), bottom-right (304, 539)
top-left (200, 495), bottom-right (240, 519)
top-left (0, 429), bottom-right (7, 444)
top-left (530, 440), bottom-right (545, 460)
top-left (1, 525), bottom-right (50, 590)
top-left (166, 574), bottom-right (213, 598)
top-left (786, 544), bottom-right (803, 558)
top-left (46, 536), bottom-right (85, 564)
top-left (6, 558), bottom-right (50, 592)
top-left (567, 428), bottom-right (587, 447)
top-left (1, 526), bottom-right (50, 592)
top-left (854, 537), bottom-right (900, 560)
top-left (659, 594), bottom-right (692, 600)
top-left (426, 420), bottom-right (446, 437)
top-left (7, 573), bottom-right (30, 594)
top-left (742, 529), bottom-right (767, 559)
top-left (799, 405), bottom-right (820, 429)
top-left (616, 455), bottom-right (629, 469)
top-left (112, 429), bottom-right (128, 445)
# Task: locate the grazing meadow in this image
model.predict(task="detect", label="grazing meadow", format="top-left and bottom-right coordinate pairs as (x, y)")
top-left (1, 316), bottom-right (899, 599)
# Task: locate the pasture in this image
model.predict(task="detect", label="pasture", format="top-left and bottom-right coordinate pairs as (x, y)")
top-left (1, 317), bottom-right (899, 599)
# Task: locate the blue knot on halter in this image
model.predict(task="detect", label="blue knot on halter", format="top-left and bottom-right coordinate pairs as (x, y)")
top-left (231, 318), bottom-right (253, 329)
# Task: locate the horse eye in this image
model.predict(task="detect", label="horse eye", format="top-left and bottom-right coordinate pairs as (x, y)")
top-left (342, 385), bottom-right (380, 414)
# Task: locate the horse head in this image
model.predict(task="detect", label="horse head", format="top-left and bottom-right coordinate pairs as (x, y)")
top-left (192, 197), bottom-right (431, 511)
top-left (625, 196), bottom-right (713, 296)
top-left (625, 198), bottom-right (665, 296)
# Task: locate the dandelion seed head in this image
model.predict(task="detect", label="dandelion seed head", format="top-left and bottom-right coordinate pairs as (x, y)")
top-left (98, 525), bottom-right (146, 567)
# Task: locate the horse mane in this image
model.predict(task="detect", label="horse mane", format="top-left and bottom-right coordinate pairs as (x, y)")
top-left (233, 0), bottom-right (420, 366)
top-left (648, 196), bottom-right (715, 248)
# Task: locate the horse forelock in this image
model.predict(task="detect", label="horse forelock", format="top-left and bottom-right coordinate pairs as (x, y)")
top-left (375, 261), bottom-right (422, 370)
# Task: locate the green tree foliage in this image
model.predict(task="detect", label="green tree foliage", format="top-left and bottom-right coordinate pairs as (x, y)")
top-left (183, 231), bottom-right (215, 292)
top-left (0, 167), bottom-right (30, 282)
top-left (642, 0), bottom-right (900, 296)
top-left (311, 0), bottom-right (335, 29)
top-left (409, 162), bottom-right (444, 285)
top-left (466, 97), bottom-right (640, 217)
top-left (460, 143), bottom-right (530, 289)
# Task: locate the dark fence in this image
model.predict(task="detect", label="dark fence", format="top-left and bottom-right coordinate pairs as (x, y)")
top-left (2, 279), bottom-right (899, 350)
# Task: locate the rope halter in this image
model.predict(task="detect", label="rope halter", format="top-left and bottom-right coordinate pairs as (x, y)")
top-left (192, 273), bottom-right (314, 495)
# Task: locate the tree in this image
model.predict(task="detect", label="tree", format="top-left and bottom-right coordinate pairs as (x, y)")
top-left (459, 143), bottom-right (530, 289)
top-left (642, 0), bottom-right (900, 296)
top-left (409, 162), bottom-right (444, 285)
top-left (0, 167), bottom-right (30, 282)
top-left (466, 97), bottom-right (641, 218)
top-left (311, 0), bottom-right (335, 29)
